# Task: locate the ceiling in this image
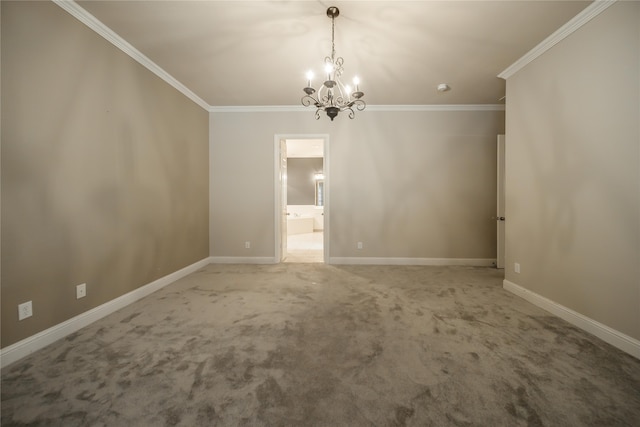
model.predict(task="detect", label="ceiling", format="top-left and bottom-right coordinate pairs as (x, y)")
top-left (286, 139), bottom-right (324, 158)
top-left (75, 1), bottom-right (592, 107)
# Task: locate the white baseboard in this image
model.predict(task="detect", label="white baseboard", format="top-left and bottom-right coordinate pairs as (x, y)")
top-left (1, 257), bottom-right (212, 369)
top-left (210, 257), bottom-right (277, 264)
top-left (503, 279), bottom-right (640, 359)
top-left (328, 257), bottom-right (496, 267)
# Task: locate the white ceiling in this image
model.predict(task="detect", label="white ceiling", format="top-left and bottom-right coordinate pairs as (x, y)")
top-left (286, 139), bottom-right (324, 158)
top-left (75, 1), bottom-right (591, 107)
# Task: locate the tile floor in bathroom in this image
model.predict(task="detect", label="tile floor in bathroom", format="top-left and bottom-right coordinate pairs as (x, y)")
top-left (285, 231), bottom-right (323, 263)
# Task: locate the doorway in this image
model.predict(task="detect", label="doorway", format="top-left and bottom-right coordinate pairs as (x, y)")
top-left (275, 135), bottom-right (329, 263)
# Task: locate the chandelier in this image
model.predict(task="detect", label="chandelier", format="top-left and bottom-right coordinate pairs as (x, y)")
top-left (301, 6), bottom-right (366, 121)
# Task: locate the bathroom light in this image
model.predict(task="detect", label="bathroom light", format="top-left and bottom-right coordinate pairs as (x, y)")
top-left (314, 173), bottom-right (325, 180)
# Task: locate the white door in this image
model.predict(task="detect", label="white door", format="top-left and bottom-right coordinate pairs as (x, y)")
top-left (497, 135), bottom-right (506, 269)
top-left (280, 139), bottom-right (288, 262)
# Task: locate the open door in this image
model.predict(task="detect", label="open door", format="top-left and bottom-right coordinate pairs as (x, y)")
top-left (279, 138), bottom-right (288, 262)
top-left (497, 134), bottom-right (506, 269)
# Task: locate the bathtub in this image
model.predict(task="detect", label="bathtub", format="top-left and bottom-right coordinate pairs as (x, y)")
top-left (287, 216), bottom-right (314, 235)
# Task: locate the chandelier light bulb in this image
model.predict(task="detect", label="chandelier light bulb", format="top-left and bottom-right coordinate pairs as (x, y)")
top-left (324, 63), bottom-right (334, 77)
top-left (306, 70), bottom-right (314, 87)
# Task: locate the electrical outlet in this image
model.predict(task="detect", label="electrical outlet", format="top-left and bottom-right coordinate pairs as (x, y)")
top-left (514, 263), bottom-right (521, 274)
top-left (18, 301), bottom-right (33, 321)
top-left (245, 241), bottom-right (251, 249)
top-left (357, 242), bottom-right (363, 250)
top-left (76, 283), bottom-right (87, 299)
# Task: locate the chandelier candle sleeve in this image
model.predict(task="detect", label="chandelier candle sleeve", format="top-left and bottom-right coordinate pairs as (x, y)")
top-left (306, 71), bottom-right (314, 88)
top-left (301, 6), bottom-right (366, 121)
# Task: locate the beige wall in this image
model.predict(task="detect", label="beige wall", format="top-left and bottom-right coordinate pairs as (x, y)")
top-left (1, 2), bottom-right (209, 347)
top-left (210, 109), bottom-right (504, 260)
top-left (504, 2), bottom-right (640, 339)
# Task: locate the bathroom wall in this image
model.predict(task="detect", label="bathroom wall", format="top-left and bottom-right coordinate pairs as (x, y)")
top-left (287, 158), bottom-right (323, 205)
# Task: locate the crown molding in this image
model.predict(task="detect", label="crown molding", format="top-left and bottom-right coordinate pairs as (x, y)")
top-left (209, 104), bottom-right (505, 113)
top-left (499, 0), bottom-right (617, 80)
top-left (53, 0), bottom-right (210, 111)
top-left (209, 105), bottom-right (307, 113)
top-left (367, 104), bottom-right (505, 112)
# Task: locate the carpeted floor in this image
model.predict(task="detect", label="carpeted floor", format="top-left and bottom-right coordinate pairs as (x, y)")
top-left (2, 264), bottom-right (640, 426)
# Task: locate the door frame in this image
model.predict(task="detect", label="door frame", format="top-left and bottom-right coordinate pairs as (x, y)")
top-left (497, 134), bottom-right (506, 269)
top-left (274, 134), bottom-right (330, 263)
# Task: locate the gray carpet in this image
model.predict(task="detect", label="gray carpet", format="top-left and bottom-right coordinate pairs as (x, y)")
top-left (2, 264), bottom-right (640, 426)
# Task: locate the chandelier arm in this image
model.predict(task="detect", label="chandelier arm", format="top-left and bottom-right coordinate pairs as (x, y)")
top-left (334, 57), bottom-right (344, 77)
top-left (320, 92), bottom-right (335, 107)
top-left (301, 94), bottom-right (320, 107)
top-left (353, 99), bottom-right (366, 111)
top-left (333, 75), bottom-right (352, 106)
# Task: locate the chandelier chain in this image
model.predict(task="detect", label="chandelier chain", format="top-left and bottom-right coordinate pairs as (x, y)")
top-left (331, 13), bottom-right (335, 63)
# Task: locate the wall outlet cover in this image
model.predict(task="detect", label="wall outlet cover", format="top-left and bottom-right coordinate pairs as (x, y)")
top-left (76, 283), bottom-right (87, 299)
top-left (18, 301), bottom-right (33, 321)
